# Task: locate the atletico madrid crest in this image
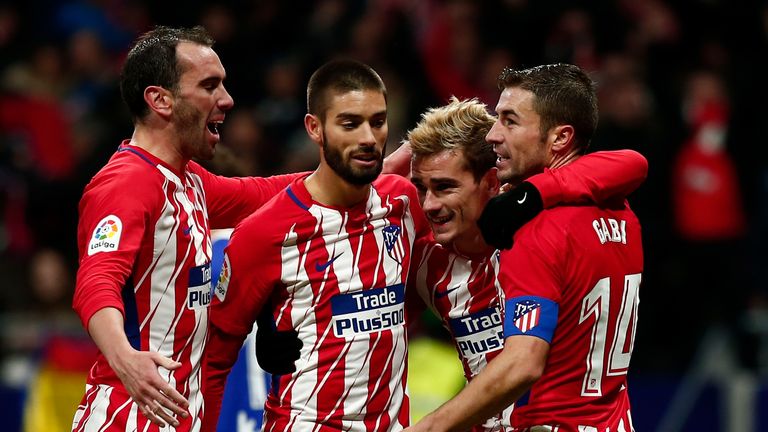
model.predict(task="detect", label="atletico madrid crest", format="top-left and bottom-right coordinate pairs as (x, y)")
top-left (382, 224), bottom-right (404, 264)
top-left (513, 300), bottom-right (541, 333)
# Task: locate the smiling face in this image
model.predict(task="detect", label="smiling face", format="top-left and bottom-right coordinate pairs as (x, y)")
top-left (411, 149), bottom-right (497, 251)
top-left (172, 42), bottom-right (234, 161)
top-left (486, 86), bottom-right (551, 186)
top-left (317, 89), bottom-right (388, 185)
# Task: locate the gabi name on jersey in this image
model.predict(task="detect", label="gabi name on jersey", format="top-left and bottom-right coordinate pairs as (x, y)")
top-left (449, 307), bottom-right (504, 357)
top-left (592, 217), bottom-right (627, 245)
top-left (331, 284), bottom-right (405, 338)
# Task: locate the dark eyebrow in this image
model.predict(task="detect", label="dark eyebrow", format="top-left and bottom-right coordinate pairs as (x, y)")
top-left (336, 113), bottom-right (364, 122)
top-left (335, 110), bottom-right (387, 122)
top-left (429, 177), bottom-right (460, 186)
top-left (498, 109), bottom-right (518, 118)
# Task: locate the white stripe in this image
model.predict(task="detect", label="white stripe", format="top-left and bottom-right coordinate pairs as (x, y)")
top-left (530, 307), bottom-right (539, 330)
top-left (80, 384), bottom-right (112, 431)
top-left (97, 397), bottom-right (132, 431)
top-left (524, 310), bottom-right (533, 332)
top-left (125, 402), bottom-right (138, 431)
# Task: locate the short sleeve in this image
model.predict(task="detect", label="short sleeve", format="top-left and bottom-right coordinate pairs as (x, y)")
top-left (498, 223), bottom-right (564, 343)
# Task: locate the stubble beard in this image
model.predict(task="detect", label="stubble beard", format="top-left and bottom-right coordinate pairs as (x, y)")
top-left (322, 131), bottom-right (384, 186)
top-left (173, 99), bottom-right (214, 161)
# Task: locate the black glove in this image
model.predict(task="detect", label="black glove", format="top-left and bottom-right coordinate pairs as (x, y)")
top-left (255, 309), bottom-right (303, 375)
top-left (477, 181), bottom-right (543, 250)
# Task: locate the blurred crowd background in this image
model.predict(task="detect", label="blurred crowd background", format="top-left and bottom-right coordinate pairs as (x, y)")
top-left (2, 0), bottom-right (768, 430)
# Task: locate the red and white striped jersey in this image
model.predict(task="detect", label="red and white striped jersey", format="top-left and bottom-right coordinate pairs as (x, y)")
top-left (404, 149), bottom-right (650, 432)
top-left (71, 142), bottom-right (298, 431)
top-left (499, 202), bottom-right (643, 432)
top-left (205, 174), bottom-right (431, 432)
top-left (409, 242), bottom-right (511, 431)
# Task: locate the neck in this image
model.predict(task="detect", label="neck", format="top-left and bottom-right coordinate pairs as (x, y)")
top-left (130, 121), bottom-right (186, 172)
top-left (549, 149), bottom-right (581, 170)
top-left (304, 164), bottom-right (371, 207)
top-left (453, 228), bottom-right (494, 258)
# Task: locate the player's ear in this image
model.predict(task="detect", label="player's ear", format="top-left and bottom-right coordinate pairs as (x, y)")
top-left (550, 124), bottom-right (575, 153)
top-left (144, 86), bottom-right (173, 118)
top-left (482, 167), bottom-right (500, 196)
top-left (304, 114), bottom-right (323, 146)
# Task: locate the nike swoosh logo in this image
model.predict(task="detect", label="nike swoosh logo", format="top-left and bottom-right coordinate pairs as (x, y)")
top-left (517, 192), bottom-right (527, 204)
top-left (315, 253), bottom-right (343, 272)
top-left (434, 286), bottom-right (461, 299)
top-left (183, 226), bottom-right (193, 236)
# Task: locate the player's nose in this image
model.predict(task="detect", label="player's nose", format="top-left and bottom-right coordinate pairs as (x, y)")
top-left (486, 121), bottom-right (503, 144)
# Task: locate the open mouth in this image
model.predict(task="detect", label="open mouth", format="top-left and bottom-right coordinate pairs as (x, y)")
top-left (207, 121), bottom-right (222, 136)
top-left (495, 151), bottom-right (510, 164)
top-left (429, 214), bottom-right (453, 225)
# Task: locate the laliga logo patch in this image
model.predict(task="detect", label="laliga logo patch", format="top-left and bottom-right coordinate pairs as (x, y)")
top-left (88, 215), bottom-right (122, 256)
top-left (214, 254), bottom-right (231, 301)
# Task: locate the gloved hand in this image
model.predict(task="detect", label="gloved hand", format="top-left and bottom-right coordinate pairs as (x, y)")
top-left (255, 309), bottom-right (303, 375)
top-left (477, 181), bottom-right (543, 250)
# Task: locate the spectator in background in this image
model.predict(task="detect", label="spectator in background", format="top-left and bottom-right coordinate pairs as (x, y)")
top-left (419, 0), bottom-right (484, 102)
top-left (671, 69), bottom-right (748, 365)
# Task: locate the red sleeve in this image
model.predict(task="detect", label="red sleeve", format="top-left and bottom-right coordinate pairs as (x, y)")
top-left (405, 180), bottom-right (433, 245)
top-left (204, 215), bottom-right (278, 429)
top-left (526, 150), bottom-right (648, 208)
top-left (499, 222), bottom-right (563, 303)
top-left (405, 238), bottom-right (430, 328)
top-left (201, 325), bottom-right (247, 432)
top-left (402, 179), bottom-right (432, 330)
top-left (192, 163), bottom-right (307, 229)
top-left (72, 170), bottom-right (157, 331)
top-left (209, 216), bottom-right (277, 337)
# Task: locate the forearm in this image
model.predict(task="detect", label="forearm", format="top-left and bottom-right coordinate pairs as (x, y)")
top-left (412, 337), bottom-right (549, 432)
top-left (418, 347), bottom-right (536, 431)
top-left (88, 307), bottom-right (135, 365)
top-left (528, 149), bottom-right (648, 208)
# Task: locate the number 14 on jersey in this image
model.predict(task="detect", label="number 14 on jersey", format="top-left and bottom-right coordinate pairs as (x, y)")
top-left (579, 273), bottom-right (642, 397)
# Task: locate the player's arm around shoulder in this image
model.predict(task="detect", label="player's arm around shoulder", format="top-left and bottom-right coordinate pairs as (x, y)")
top-left (526, 150), bottom-right (648, 208)
top-left (191, 161), bottom-right (308, 228)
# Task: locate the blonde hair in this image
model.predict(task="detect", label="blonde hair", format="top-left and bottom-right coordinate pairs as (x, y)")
top-left (407, 97), bottom-right (496, 181)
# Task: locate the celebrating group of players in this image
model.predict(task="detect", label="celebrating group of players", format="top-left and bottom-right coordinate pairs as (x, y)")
top-left (71, 25), bottom-right (645, 432)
